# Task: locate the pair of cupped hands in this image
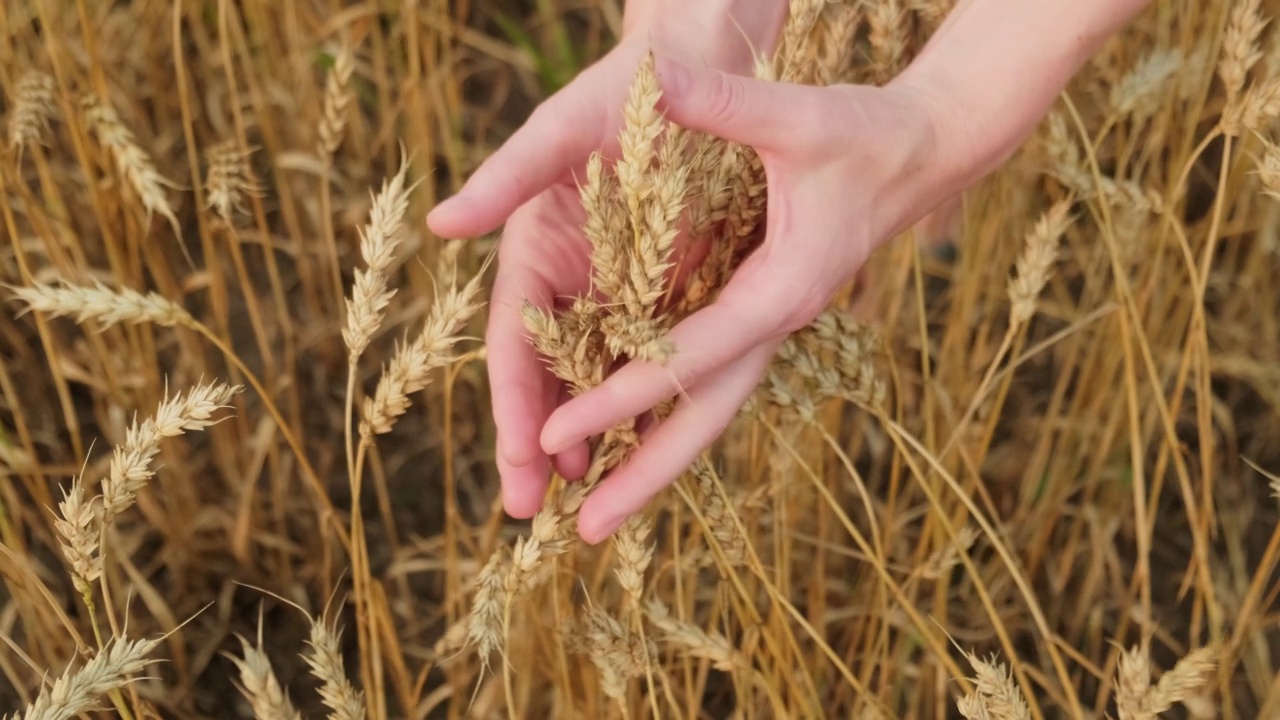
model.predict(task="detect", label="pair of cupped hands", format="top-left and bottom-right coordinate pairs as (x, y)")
top-left (426, 6), bottom-right (965, 543)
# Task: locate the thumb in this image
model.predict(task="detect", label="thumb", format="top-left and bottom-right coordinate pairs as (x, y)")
top-left (427, 81), bottom-right (607, 239)
top-left (655, 55), bottom-right (811, 152)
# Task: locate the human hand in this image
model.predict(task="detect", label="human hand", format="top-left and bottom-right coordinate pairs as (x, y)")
top-left (426, 3), bottom-right (788, 519)
top-left (536, 56), bottom-right (962, 543)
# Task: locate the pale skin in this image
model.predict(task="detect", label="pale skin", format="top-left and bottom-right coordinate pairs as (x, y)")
top-left (426, 0), bottom-right (1156, 543)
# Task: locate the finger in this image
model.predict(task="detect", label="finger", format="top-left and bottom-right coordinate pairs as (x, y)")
top-left (498, 452), bottom-right (550, 519)
top-left (427, 77), bottom-right (609, 239)
top-left (576, 344), bottom-right (775, 543)
top-left (654, 55), bottom-right (821, 154)
top-left (540, 248), bottom-right (827, 455)
top-left (487, 255), bottom-right (559, 517)
top-left (552, 442), bottom-right (590, 481)
top-left (550, 383), bottom-right (590, 480)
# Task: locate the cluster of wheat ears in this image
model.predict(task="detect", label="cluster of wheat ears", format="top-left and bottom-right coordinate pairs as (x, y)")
top-left (3, 0), bottom-right (1280, 717)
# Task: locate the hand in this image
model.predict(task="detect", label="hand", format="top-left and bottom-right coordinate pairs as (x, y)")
top-left (427, 4), bottom-right (788, 519)
top-left (538, 57), bottom-right (959, 543)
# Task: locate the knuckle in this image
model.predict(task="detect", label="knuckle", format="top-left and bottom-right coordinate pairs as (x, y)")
top-left (705, 72), bottom-right (746, 125)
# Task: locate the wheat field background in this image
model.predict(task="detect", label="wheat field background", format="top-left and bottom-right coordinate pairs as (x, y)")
top-left (2, 0), bottom-right (1280, 718)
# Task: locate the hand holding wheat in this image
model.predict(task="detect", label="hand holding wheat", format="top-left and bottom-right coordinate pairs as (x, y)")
top-left (539, 56), bottom-right (954, 541)
top-left (427, 2), bottom-right (788, 520)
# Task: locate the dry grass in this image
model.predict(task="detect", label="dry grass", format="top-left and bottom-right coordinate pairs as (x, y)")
top-left (2, 0), bottom-right (1280, 718)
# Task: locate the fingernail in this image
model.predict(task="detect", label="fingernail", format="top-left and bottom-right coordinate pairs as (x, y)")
top-left (655, 56), bottom-right (691, 99)
top-left (427, 191), bottom-right (468, 223)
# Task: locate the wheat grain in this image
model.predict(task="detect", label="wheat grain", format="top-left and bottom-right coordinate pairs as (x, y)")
top-left (304, 617), bottom-right (365, 720)
top-left (1008, 200), bottom-right (1073, 326)
top-left (103, 381), bottom-right (242, 517)
top-left (318, 44), bottom-right (355, 160)
top-left (7, 70), bottom-right (56, 152)
top-left (19, 637), bottom-right (161, 720)
top-left (204, 139), bottom-right (262, 223)
top-left (956, 693), bottom-right (995, 720)
top-left (343, 156), bottom-right (411, 361)
top-left (229, 634), bottom-right (302, 720)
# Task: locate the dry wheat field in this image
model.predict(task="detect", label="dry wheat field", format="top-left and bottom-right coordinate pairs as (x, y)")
top-left (1, 0), bottom-right (1280, 717)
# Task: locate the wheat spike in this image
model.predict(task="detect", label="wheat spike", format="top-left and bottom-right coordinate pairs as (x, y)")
top-left (868, 0), bottom-right (907, 83)
top-left (7, 70), bottom-right (56, 153)
top-left (19, 637), bottom-right (161, 720)
top-left (645, 600), bottom-right (741, 672)
top-left (1111, 48), bottom-right (1183, 120)
top-left (613, 514), bottom-right (654, 607)
top-left (466, 549), bottom-right (508, 673)
top-left (9, 280), bottom-right (193, 329)
top-left (229, 634), bottom-right (302, 720)
top-left (360, 269), bottom-right (484, 437)
top-left (79, 94), bottom-right (181, 233)
top-left (318, 44), bottom-right (355, 160)
top-left (1219, 0), bottom-right (1266, 104)
top-left (102, 381), bottom-right (242, 517)
top-left (579, 607), bottom-right (651, 702)
top-left (343, 154), bottom-right (412, 361)
top-left (52, 479), bottom-right (101, 597)
top-left (204, 139), bottom-right (263, 222)
top-left (304, 617), bottom-right (365, 720)
top-left (1008, 200), bottom-right (1073, 326)
top-left (690, 461), bottom-right (747, 565)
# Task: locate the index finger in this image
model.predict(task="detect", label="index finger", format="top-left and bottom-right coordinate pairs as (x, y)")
top-left (538, 249), bottom-right (828, 455)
